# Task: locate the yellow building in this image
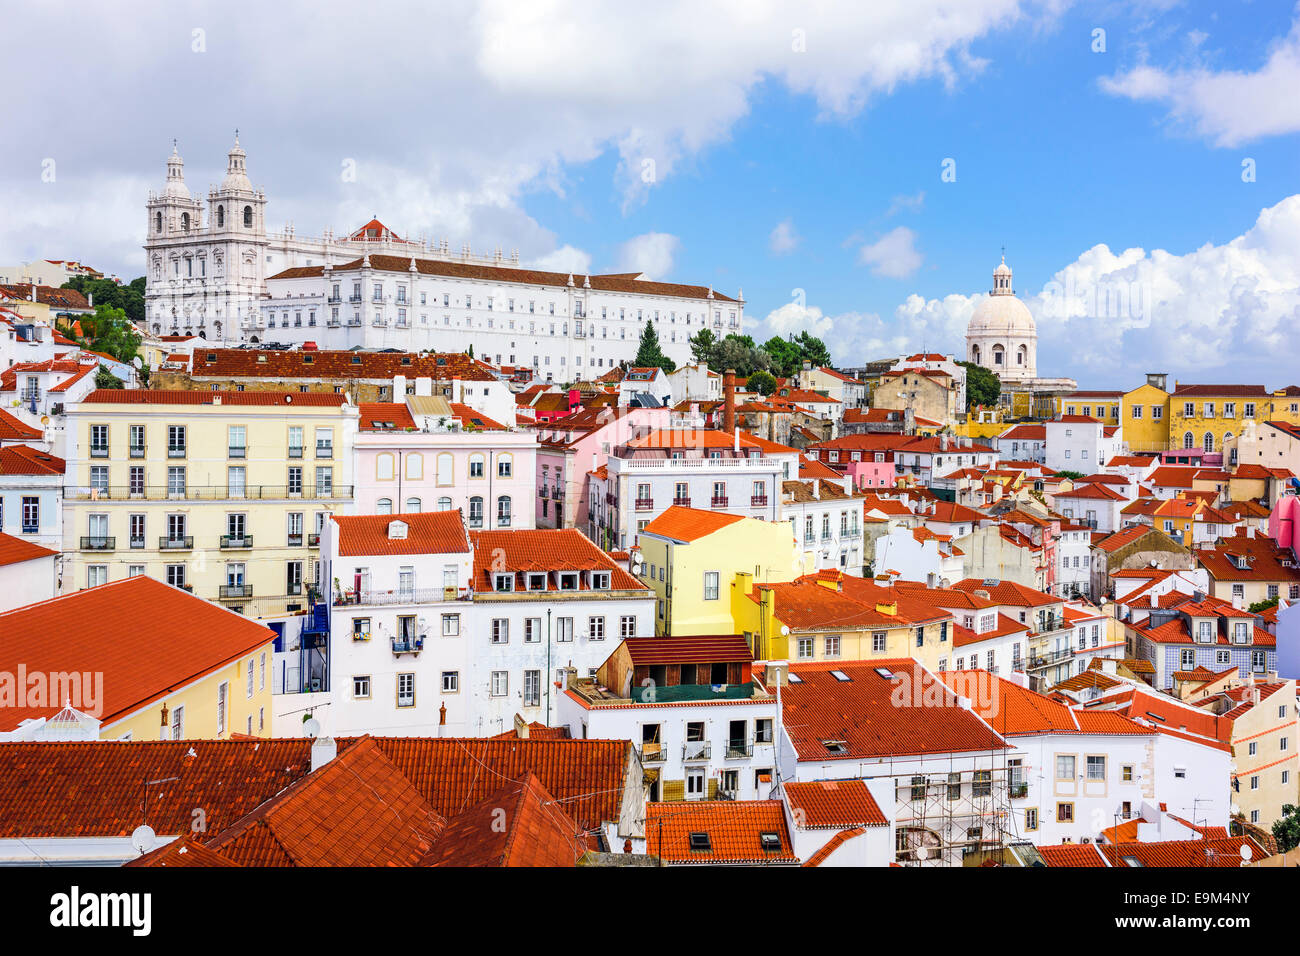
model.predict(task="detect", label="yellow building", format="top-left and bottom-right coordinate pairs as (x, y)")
top-left (0, 575), bottom-right (275, 741)
top-left (635, 506), bottom-right (797, 636)
top-left (1224, 681), bottom-right (1300, 830)
top-left (730, 572), bottom-right (953, 671)
top-left (1058, 390), bottom-right (1123, 427)
top-left (1122, 377), bottom-right (1171, 453)
top-left (1168, 384), bottom-right (1282, 458)
top-left (63, 389), bottom-right (358, 618)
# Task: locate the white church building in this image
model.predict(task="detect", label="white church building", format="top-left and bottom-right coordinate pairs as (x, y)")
top-left (143, 138), bottom-right (744, 375)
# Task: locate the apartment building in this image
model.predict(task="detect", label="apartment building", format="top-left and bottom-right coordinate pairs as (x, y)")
top-left (62, 389), bottom-right (357, 615)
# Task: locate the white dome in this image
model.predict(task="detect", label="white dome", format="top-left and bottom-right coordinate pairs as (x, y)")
top-left (968, 292), bottom-right (1035, 335)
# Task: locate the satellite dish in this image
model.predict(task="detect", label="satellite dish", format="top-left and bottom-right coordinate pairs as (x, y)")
top-left (916, 845), bottom-right (929, 861)
top-left (131, 824), bottom-right (156, 854)
top-left (1240, 844), bottom-right (1253, 862)
top-left (303, 717), bottom-right (321, 738)
top-left (780, 625), bottom-right (791, 636)
top-left (132, 356), bottom-right (143, 369)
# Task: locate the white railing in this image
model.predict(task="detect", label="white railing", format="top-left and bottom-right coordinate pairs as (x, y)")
top-left (611, 456), bottom-right (782, 472)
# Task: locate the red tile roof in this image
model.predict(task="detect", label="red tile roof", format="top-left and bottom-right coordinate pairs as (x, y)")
top-left (0, 532), bottom-right (57, 568)
top-left (0, 576), bottom-right (276, 730)
top-left (0, 408), bottom-right (41, 441)
top-left (646, 800), bottom-right (797, 864)
top-left (270, 255), bottom-right (739, 302)
top-left (767, 659), bottom-right (1012, 760)
top-left (1036, 843), bottom-right (1108, 867)
top-left (783, 779), bottom-right (888, 828)
top-left (421, 773), bottom-right (586, 867)
top-left (619, 634), bottom-right (752, 666)
top-left (642, 505), bottom-right (746, 541)
top-left (1100, 836), bottom-right (1267, 867)
top-left (0, 445), bottom-right (65, 475)
top-left (204, 736), bottom-right (445, 866)
top-left (468, 529), bottom-right (645, 592)
top-left (186, 348), bottom-right (499, 382)
top-left (332, 511), bottom-right (470, 557)
top-left (357, 402), bottom-right (416, 430)
top-left (78, 388), bottom-right (348, 407)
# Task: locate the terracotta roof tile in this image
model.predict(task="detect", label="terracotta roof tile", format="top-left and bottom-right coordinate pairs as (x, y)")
top-left (642, 505), bottom-right (746, 542)
top-left (784, 779), bottom-right (888, 828)
top-left (187, 348), bottom-right (498, 382)
top-left (646, 800), bottom-right (797, 864)
top-left (79, 388), bottom-right (348, 407)
top-left (469, 529), bottom-right (645, 592)
top-left (0, 531), bottom-right (58, 568)
top-left (332, 511), bottom-right (470, 557)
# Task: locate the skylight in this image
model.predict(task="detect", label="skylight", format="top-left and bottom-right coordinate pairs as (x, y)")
top-left (687, 832), bottom-right (711, 852)
top-left (830, 670), bottom-right (851, 682)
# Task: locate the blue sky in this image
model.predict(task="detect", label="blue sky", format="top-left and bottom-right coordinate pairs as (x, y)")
top-left (4, 0), bottom-right (1300, 387)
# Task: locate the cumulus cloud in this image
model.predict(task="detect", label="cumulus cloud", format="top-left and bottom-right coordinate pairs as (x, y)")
top-left (1100, 11), bottom-right (1300, 146)
top-left (768, 219), bottom-right (800, 255)
top-left (530, 244), bottom-right (593, 274)
top-left (858, 226), bottom-right (923, 278)
top-left (616, 232), bottom-right (680, 280)
top-left (0, 0), bottom-right (1044, 277)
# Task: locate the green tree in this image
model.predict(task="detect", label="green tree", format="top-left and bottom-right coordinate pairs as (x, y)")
top-left (714, 334), bottom-right (770, 377)
top-left (759, 332), bottom-right (831, 377)
top-left (1055, 470), bottom-right (1085, 481)
top-left (72, 304), bottom-right (141, 364)
top-left (748, 369), bottom-right (777, 395)
top-left (634, 322), bottom-right (675, 373)
top-left (61, 275), bottom-right (146, 324)
top-left (957, 360), bottom-right (1001, 411)
top-left (1273, 804), bottom-right (1300, 853)
top-left (688, 328), bottom-right (719, 367)
top-left (792, 331), bottom-right (831, 369)
top-left (94, 366), bottom-right (125, 389)
top-left (1249, 596), bottom-right (1280, 614)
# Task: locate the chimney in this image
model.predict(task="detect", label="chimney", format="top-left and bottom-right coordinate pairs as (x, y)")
top-left (310, 735), bottom-right (337, 772)
top-left (765, 661), bottom-right (790, 687)
top-left (568, 388), bottom-right (580, 411)
top-left (438, 702), bottom-right (446, 737)
top-left (414, 376), bottom-right (433, 397)
top-left (513, 713), bottom-right (529, 738)
top-left (722, 369), bottom-right (736, 435)
top-left (1101, 658), bottom-right (1117, 675)
top-left (393, 373), bottom-right (407, 397)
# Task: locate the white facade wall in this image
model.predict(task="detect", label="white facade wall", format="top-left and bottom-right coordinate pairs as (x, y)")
top-left (0, 553), bottom-right (57, 612)
top-left (784, 497), bottom-right (867, 576)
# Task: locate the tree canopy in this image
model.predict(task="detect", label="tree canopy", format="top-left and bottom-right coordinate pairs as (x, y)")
top-left (634, 321), bottom-right (675, 373)
top-left (72, 304), bottom-right (141, 365)
top-left (61, 276), bottom-right (145, 324)
top-left (1274, 804), bottom-right (1300, 854)
top-left (957, 360), bottom-right (1001, 411)
top-left (687, 328), bottom-right (831, 379)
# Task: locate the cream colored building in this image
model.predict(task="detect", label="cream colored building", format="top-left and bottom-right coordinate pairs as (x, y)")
top-left (62, 389), bottom-right (358, 617)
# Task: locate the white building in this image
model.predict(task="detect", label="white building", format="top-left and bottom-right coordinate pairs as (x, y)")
top-left (995, 423), bottom-right (1046, 463)
top-left (558, 634), bottom-right (778, 802)
top-left (319, 513), bottom-right (654, 738)
top-left (782, 478), bottom-right (867, 576)
top-left (0, 533), bottom-right (57, 612)
top-left (1045, 415), bottom-right (1123, 472)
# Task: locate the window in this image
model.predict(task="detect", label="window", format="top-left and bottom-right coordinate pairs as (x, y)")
top-left (228, 425), bottom-right (246, 458)
top-left (1056, 803), bottom-right (1074, 823)
top-left (1056, 755), bottom-right (1076, 780)
top-left (797, 637), bottom-right (814, 659)
top-left (497, 455), bottom-right (512, 478)
top-left (490, 671), bottom-right (508, 697)
top-left (397, 673), bottom-right (415, 708)
top-left (872, 631), bottom-right (886, 653)
top-left (620, 615), bottom-right (637, 639)
top-left (469, 454), bottom-right (485, 479)
top-left (824, 635), bottom-right (841, 658)
top-left (491, 618), bottom-right (509, 644)
top-left (496, 495), bottom-right (512, 527)
top-left (703, 571), bottom-right (720, 601)
top-left (588, 616), bottom-right (605, 641)
top-left (170, 704), bottom-right (184, 740)
top-left (441, 671), bottom-right (459, 693)
top-left (523, 670), bottom-right (541, 707)
top-left (1086, 756), bottom-right (1106, 780)
top-left (167, 425), bottom-right (186, 457)
top-left (1025, 808), bottom-right (1038, 831)
top-left (556, 617), bottom-right (574, 642)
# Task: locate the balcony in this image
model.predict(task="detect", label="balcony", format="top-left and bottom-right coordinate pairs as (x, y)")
top-left (725, 740), bottom-right (753, 759)
top-left (327, 294), bottom-right (342, 304)
top-left (129, 536), bottom-right (145, 549)
top-left (682, 741), bottom-right (711, 762)
top-left (159, 536), bottom-right (193, 550)
top-left (129, 445), bottom-right (146, 459)
top-left (288, 446), bottom-right (304, 458)
top-left (228, 446), bottom-right (246, 459)
top-left (167, 446), bottom-right (186, 459)
top-left (750, 495), bottom-right (768, 507)
top-left (80, 536), bottom-right (115, 551)
top-left (220, 535), bottom-right (254, 549)
top-left (68, 484), bottom-right (352, 502)
top-left (334, 586), bottom-right (469, 607)
top-left (673, 496), bottom-right (691, 507)
top-left (89, 446), bottom-right (109, 459)
top-left (219, 584), bottom-right (253, 599)
top-left (348, 294), bottom-right (362, 303)
top-left (634, 498), bottom-right (654, 511)
top-left (287, 533), bottom-right (304, 547)
top-left (307, 533), bottom-right (320, 547)
top-left (1010, 783), bottom-right (1029, 799)
top-left (710, 496), bottom-right (729, 508)
top-left (639, 742), bottom-right (666, 764)
top-left (391, 635), bottom-right (424, 655)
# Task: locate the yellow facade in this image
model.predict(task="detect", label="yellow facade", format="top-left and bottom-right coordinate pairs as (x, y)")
top-left (64, 394), bottom-right (358, 618)
top-left (101, 644), bottom-right (276, 740)
top-left (1168, 390), bottom-right (1282, 457)
top-left (1228, 682), bottom-right (1300, 830)
top-left (1057, 394), bottom-right (1123, 426)
top-left (637, 516), bottom-right (797, 636)
top-left (1121, 383), bottom-right (1171, 453)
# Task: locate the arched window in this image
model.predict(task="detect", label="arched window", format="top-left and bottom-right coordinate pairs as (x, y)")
top-left (1183, 431), bottom-right (1195, 449)
top-left (1016, 344), bottom-right (1027, 366)
top-left (243, 205), bottom-right (253, 228)
top-left (436, 453), bottom-right (453, 485)
top-left (991, 345), bottom-right (1005, 366)
top-left (971, 344), bottom-right (980, 364)
top-left (376, 498), bottom-right (393, 515)
top-left (468, 496), bottom-right (484, 528)
top-left (404, 497), bottom-right (421, 513)
top-left (180, 212), bottom-right (190, 232)
top-left (155, 211), bottom-right (163, 233)
top-left (437, 497), bottom-right (452, 511)
top-left (497, 496), bottom-right (512, 527)
top-left (405, 453), bottom-right (423, 480)
top-left (1203, 432), bottom-right (1215, 453)
top-left (376, 453), bottom-right (395, 481)
top-left (216, 205), bottom-right (224, 228)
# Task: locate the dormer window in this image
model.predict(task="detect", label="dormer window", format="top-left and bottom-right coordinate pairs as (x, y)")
top-left (493, 573), bottom-right (515, 592)
top-left (559, 572), bottom-right (579, 591)
top-left (1233, 621), bottom-right (1249, 644)
top-left (526, 573), bottom-right (547, 591)
top-left (1196, 620), bottom-right (1213, 644)
top-left (591, 571), bottom-right (611, 590)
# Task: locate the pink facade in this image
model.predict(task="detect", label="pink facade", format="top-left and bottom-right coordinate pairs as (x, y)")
top-left (845, 460), bottom-right (896, 490)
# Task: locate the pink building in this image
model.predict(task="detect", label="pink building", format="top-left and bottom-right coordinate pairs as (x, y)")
top-left (844, 459), bottom-right (895, 490)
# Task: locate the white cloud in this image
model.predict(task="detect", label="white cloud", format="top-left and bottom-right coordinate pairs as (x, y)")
top-left (858, 226), bottom-right (923, 278)
top-left (768, 219), bottom-right (800, 255)
top-left (0, 0), bottom-right (1045, 277)
top-left (885, 190), bottom-right (926, 217)
top-left (1100, 12), bottom-right (1300, 146)
top-left (530, 244), bottom-right (592, 274)
top-left (616, 232), bottom-right (680, 279)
